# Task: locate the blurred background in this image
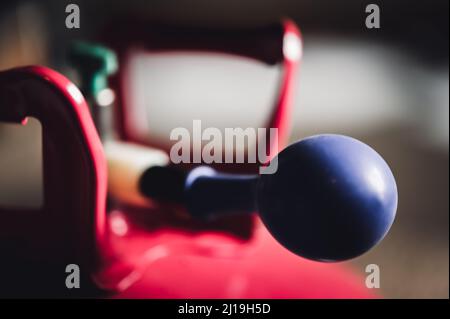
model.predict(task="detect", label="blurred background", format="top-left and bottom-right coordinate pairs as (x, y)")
top-left (0, 0), bottom-right (448, 298)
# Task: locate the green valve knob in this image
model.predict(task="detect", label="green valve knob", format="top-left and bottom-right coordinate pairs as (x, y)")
top-left (68, 41), bottom-right (118, 99)
top-left (68, 41), bottom-right (118, 139)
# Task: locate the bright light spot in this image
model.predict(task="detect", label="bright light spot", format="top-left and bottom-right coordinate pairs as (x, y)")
top-left (67, 82), bottom-right (84, 104)
top-left (117, 270), bottom-right (142, 291)
top-left (144, 245), bottom-right (169, 262)
top-left (110, 213), bottom-right (129, 236)
top-left (283, 32), bottom-right (302, 62)
top-left (96, 88), bottom-right (115, 106)
top-left (185, 166), bottom-right (216, 187)
top-left (367, 166), bottom-right (386, 198)
top-left (226, 275), bottom-right (248, 298)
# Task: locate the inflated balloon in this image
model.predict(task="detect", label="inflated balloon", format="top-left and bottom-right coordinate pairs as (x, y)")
top-left (108, 134), bottom-right (397, 262)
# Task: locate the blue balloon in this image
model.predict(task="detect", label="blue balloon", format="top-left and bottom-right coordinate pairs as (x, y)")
top-left (257, 134), bottom-right (398, 261)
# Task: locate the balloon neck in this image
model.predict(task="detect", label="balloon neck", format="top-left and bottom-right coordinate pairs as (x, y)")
top-left (184, 166), bottom-right (258, 219)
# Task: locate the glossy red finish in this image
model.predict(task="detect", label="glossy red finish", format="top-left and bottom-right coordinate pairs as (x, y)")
top-left (266, 20), bottom-right (301, 160)
top-left (102, 19), bottom-right (301, 167)
top-left (107, 208), bottom-right (374, 298)
top-left (0, 66), bottom-right (375, 298)
top-left (98, 19), bottom-right (304, 268)
top-left (0, 18), bottom-right (376, 296)
top-left (0, 66), bottom-right (110, 294)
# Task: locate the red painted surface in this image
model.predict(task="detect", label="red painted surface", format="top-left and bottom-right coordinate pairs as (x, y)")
top-left (0, 44), bottom-right (375, 298)
top-left (0, 66), bottom-right (112, 295)
top-left (108, 209), bottom-right (373, 298)
top-left (104, 19), bottom-right (301, 168)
